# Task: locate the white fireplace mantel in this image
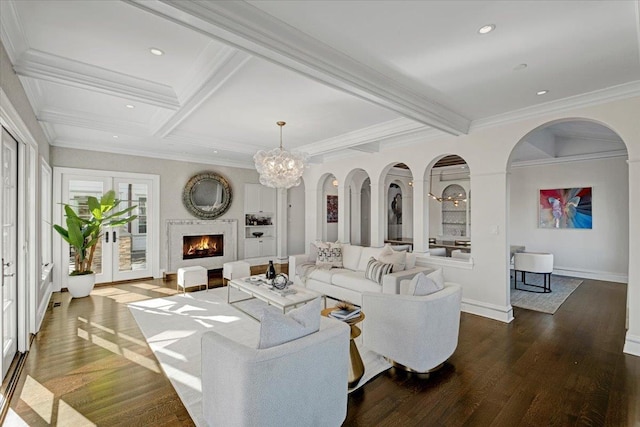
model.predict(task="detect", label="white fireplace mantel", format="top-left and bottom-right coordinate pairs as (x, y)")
top-left (167, 219), bottom-right (238, 272)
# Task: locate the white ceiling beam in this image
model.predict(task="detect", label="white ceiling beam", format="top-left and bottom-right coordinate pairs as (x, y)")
top-left (151, 46), bottom-right (251, 137)
top-left (38, 108), bottom-right (150, 137)
top-left (165, 130), bottom-right (263, 155)
top-left (13, 49), bottom-right (180, 109)
top-left (300, 118), bottom-right (426, 156)
top-left (125, 0), bottom-right (470, 136)
top-left (349, 142), bottom-right (381, 154)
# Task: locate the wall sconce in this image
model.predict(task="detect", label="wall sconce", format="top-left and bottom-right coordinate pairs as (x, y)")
top-left (332, 178), bottom-right (338, 187)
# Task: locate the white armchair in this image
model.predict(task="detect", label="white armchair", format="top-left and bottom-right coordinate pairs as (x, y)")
top-left (201, 318), bottom-right (350, 427)
top-left (513, 252), bottom-right (553, 293)
top-left (361, 282), bottom-right (462, 373)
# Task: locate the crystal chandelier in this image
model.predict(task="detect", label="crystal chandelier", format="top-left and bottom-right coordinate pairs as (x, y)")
top-left (254, 121), bottom-right (308, 189)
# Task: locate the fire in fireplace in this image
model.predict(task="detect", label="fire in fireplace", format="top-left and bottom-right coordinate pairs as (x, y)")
top-left (183, 234), bottom-right (224, 260)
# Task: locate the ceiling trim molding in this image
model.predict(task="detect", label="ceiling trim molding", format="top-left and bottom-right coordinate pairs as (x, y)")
top-left (39, 121), bottom-right (57, 144)
top-left (125, 0), bottom-right (470, 135)
top-left (51, 138), bottom-right (254, 169)
top-left (301, 118), bottom-right (427, 156)
top-left (349, 142), bottom-right (380, 153)
top-left (472, 80), bottom-right (640, 131)
top-left (510, 149), bottom-right (629, 168)
top-left (0, 0), bottom-right (29, 63)
top-left (165, 130), bottom-right (262, 155)
top-left (13, 49), bottom-right (180, 109)
top-left (38, 108), bottom-right (149, 137)
top-left (152, 47), bottom-right (251, 137)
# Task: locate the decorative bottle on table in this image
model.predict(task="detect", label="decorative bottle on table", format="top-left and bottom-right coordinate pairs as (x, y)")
top-left (266, 260), bottom-right (276, 285)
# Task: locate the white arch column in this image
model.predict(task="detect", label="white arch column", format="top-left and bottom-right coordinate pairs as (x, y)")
top-left (624, 157), bottom-right (640, 356)
top-left (276, 188), bottom-right (288, 262)
top-left (403, 186), bottom-right (413, 239)
top-left (412, 179), bottom-right (427, 254)
top-left (350, 186), bottom-right (362, 245)
top-left (337, 183), bottom-right (350, 243)
top-left (370, 182), bottom-right (384, 247)
top-left (305, 187), bottom-right (320, 248)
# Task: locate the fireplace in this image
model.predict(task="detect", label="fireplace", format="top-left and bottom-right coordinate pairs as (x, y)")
top-left (167, 219), bottom-right (237, 272)
top-left (183, 234), bottom-right (224, 260)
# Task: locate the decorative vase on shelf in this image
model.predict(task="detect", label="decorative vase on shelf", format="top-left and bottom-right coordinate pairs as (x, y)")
top-left (266, 260), bottom-right (276, 285)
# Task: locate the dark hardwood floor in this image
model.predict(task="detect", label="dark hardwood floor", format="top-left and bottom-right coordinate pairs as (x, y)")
top-left (7, 276), bottom-right (639, 426)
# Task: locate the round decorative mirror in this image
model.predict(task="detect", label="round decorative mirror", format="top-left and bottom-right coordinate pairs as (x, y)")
top-left (183, 172), bottom-right (232, 219)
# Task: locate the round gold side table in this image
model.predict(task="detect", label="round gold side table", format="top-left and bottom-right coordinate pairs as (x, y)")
top-left (322, 307), bottom-right (365, 388)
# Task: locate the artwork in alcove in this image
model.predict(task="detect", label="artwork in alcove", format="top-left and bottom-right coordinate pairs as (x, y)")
top-left (539, 187), bottom-right (592, 229)
top-left (327, 195), bottom-right (338, 223)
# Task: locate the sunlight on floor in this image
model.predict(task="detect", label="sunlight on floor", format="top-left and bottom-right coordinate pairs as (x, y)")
top-left (77, 327), bottom-right (160, 374)
top-left (19, 376), bottom-right (97, 426)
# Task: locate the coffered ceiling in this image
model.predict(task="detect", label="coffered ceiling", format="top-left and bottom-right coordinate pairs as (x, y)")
top-left (2, 0), bottom-right (639, 168)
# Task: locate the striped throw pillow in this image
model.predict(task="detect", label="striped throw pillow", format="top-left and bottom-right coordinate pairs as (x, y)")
top-left (364, 257), bottom-right (393, 285)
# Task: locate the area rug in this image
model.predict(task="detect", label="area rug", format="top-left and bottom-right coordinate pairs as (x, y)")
top-left (128, 287), bottom-right (390, 426)
top-left (510, 272), bottom-right (582, 314)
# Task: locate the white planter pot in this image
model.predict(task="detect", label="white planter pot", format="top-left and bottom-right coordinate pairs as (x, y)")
top-left (67, 273), bottom-right (96, 298)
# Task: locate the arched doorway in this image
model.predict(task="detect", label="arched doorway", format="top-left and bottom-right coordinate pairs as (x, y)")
top-left (506, 119), bottom-right (629, 301)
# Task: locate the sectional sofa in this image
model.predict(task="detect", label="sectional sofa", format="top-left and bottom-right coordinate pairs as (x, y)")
top-left (289, 244), bottom-right (430, 306)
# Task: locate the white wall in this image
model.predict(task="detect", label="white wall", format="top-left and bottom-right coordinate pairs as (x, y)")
top-left (509, 157), bottom-right (629, 282)
top-left (287, 183), bottom-right (305, 255)
top-left (51, 147), bottom-right (269, 271)
top-left (300, 95), bottom-right (640, 358)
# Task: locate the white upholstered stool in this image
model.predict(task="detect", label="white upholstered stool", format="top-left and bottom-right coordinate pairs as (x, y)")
top-left (177, 266), bottom-right (208, 294)
top-left (223, 261), bottom-right (251, 284)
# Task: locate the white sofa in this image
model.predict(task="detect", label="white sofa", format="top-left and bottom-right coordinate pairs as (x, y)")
top-left (201, 316), bottom-right (350, 427)
top-left (362, 282), bottom-right (462, 373)
top-left (289, 244), bottom-right (431, 306)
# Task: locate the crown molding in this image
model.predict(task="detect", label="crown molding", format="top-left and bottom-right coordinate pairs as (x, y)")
top-left (301, 118), bottom-right (427, 156)
top-left (165, 130), bottom-right (262, 155)
top-left (38, 107), bottom-right (149, 137)
top-left (13, 49), bottom-right (180, 109)
top-left (125, 0), bottom-right (470, 135)
top-left (51, 137), bottom-right (255, 169)
top-left (0, 0), bottom-right (29, 63)
top-left (152, 47), bottom-right (251, 137)
top-left (510, 149), bottom-right (628, 168)
top-left (349, 142), bottom-right (380, 153)
top-left (39, 121), bottom-right (57, 144)
top-left (472, 81), bottom-right (640, 131)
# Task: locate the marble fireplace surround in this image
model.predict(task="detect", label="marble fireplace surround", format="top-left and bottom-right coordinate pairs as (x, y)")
top-left (167, 219), bottom-right (237, 273)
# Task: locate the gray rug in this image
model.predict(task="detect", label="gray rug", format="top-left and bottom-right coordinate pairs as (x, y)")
top-left (510, 272), bottom-right (582, 314)
top-left (128, 287), bottom-right (390, 426)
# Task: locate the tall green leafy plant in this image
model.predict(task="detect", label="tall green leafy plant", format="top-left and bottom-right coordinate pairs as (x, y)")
top-left (54, 190), bottom-right (137, 275)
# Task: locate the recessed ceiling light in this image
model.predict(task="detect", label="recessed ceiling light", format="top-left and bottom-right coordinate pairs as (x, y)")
top-left (513, 63), bottom-right (527, 71)
top-left (478, 24), bottom-right (495, 35)
top-left (213, 150), bottom-right (218, 154)
top-left (537, 90), bottom-right (549, 96)
top-left (125, 104), bottom-right (135, 109)
top-left (149, 48), bottom-right (164, 56)
top-left (113, 135), bottom-right (119, 139)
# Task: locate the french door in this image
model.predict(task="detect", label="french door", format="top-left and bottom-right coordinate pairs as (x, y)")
top-left (55, 169), bottom-right (159, 287)
top-left (1, 128), bottom-right (18, 378)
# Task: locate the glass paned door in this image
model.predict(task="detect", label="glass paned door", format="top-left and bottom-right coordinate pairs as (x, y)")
top-left (112, 179), bottom-right (151, 282)
top-left (1, 129), bottom-right (18, 378)
top-left (59, 173), bottom-right (154, 285)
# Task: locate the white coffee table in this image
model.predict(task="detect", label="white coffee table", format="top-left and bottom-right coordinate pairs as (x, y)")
top-left (227, 275), bottom-right (325, 320)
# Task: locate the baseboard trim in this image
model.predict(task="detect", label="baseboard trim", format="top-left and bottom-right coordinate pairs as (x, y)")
top-left (35, 284), bottom-right (53, 333)
top-left (623, 333), bottom-right (640, 357)
top-left (462, 298), bottom-right (514, 323)
top-left (553, 267), bottom-right (628, 283)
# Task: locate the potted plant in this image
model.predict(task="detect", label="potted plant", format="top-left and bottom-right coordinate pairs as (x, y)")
top-left (54, 190), bottom-right (137, 298)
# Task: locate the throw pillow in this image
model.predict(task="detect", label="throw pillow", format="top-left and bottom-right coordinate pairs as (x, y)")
top-left (379, 245), bottom-right (407, 272)
top-left (258, 298), bottom-right (321, 349)
top-left (309, 241), bottom-right (320, 262)
top-left (405, 252), bottom-right (417, 269)
top-left (316, 242), bottom-right (343, 268)
top-left (408, 272), bottom-right (442, 296)
top-left (364, 257), bottom-right (393, 285)
top-left (427, 268), bottom-right (445, 289)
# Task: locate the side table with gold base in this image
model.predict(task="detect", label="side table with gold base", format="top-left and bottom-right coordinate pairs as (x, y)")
top-left (321, 307), bottom-right (365, 388)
